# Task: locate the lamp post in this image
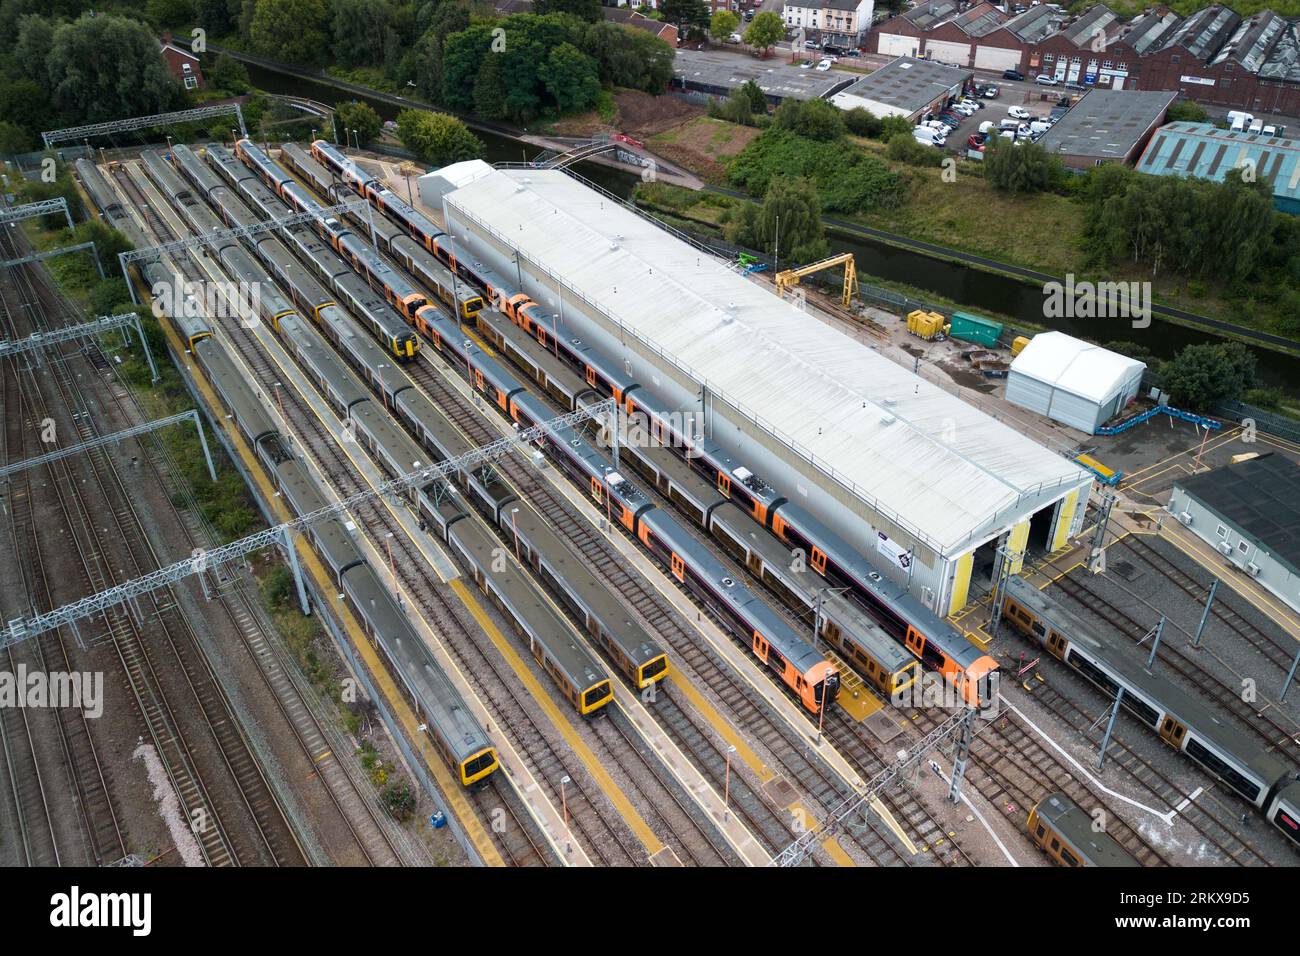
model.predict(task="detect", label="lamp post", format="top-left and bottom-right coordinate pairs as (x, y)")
top-left (723, 745), bottom-right (736, 822)
top-left (559, 774), bottom-right (572, 854)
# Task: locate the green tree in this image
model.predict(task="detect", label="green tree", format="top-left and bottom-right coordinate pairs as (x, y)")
top-left (249, 0), bottom-right (331, 64)
top-left (195, 0), bottom-right (235, 37)
top-left (772, 98), bottom-right (844, 141)
top-left (405, 1), bottom-right (473, 103)
top-left (335, 100), bottom-right (382, 146)
top-left (207, 53), bottom-right (251, 94)
top-left (843, 107), bottom-right (881, 138)
top-left (886, 131), bottom-right (944, 167)
top-left (727, 176), bottom-right (829, 264)
top-left (743, 11), bottom-right (784, 54)
top-left (331, 0), bottom-right (389, 69)
top-left (1159, 342), bottom-right (1257, 411)
top-left (710, 9), bottom-right (740, 40)
top-left (543, 42), bottom-right (601, 115)
top-left (45, 14), bottom-right (181, 125)
top-left (146, 0), bottom-right (195, 27)
top-left (660, 0), bottom-right (710, 33)
top-left (579, 22), bottom-right (674, 94)
top-left (533, 0), bottom-right (602, 22)
top-left (1166, 99), bottom-right (1208, 124)
top-left (982, 137), bottom-right (1063, 195)
top-left (472, 53), bottom-right (509, 121)
top-left (0, 121), bottom-right (30, 154)
top-left (739, 78), bottom-right (767, 114)
top-left (396, 108), bottom-right (484, 166)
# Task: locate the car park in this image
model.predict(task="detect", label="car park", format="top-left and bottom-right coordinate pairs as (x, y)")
top-left (1002, 69), bottom-right (1024, 81)
top-left (1007, 105), bottom-right (1030, 120)
top-left (1035, 74), bottom-right (1059, 86)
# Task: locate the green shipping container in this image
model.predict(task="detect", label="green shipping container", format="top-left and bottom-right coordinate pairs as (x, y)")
top-left (949, 311), bottom-right (1004, 347)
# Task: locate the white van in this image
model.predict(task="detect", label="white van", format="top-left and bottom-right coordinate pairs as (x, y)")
top-left (1228, 110), bottom-right (1254, 132)
top-left (999, 118), bottom-right (1021, 132)
top-left (1029, 120), bottom-right (1052, 135)
top-left (913, 125), bottom-right (943, 146)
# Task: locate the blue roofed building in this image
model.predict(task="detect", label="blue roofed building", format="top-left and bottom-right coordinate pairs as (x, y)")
top-left (1135, 121), bottom-right (1300, 214)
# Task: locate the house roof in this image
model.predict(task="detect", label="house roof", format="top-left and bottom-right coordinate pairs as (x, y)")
top-left (1208, 10), bottom-right (1286, 71)
top-left (1002, 4), bottom-right (1065, 43)
top-left (1056, 5), bottom-right (1121, 48)
top-left (1136, 121), bottom-right (1300, 208)
top-left (951, 2), bottom-right (1009, 38)
top-left (1115, 8), bottom-right (1183, 55)
top-left (1154, 3), bottom-right (1240, 59)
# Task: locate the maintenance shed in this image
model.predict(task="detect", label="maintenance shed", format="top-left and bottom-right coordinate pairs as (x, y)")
top-left (426, 160), bottom-right (1094, 614)
top-left (1005, 332), bottom-right (1146, 433)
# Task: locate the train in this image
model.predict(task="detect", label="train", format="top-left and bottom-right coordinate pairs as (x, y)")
top-left (168, 143), bottom-right (419, 362)
top-left (311, 138), bottom-right (996, 709)
top-left (170, 145), bottom-right (668, 701)
top-left (235, 139), bottom-right (446, 343)
top-left (278, 143), bottom-right (483, 322)
top-left (414, 304), bottom-right (839, 715)
top-left (476, 304), bottom-right (921, 701)
top-left (1003, 575), bottom-right (1300, 850)
top-left (1026, 793), bottom-right (1140, 868)
top-left (74, 156), bottom-right (500, 788)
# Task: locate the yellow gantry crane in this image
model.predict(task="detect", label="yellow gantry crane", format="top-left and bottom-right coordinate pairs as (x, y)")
top-left (774, 253), bottom-right (859, 309)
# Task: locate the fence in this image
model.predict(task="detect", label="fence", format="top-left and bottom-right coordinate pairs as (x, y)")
top-left (1211, 399), bottom-right (1300, 443)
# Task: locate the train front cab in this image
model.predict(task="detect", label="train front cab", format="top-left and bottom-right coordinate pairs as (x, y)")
top-left (1027, 800), bottom-right (1086, 867)
top-left (638, 654), bottom-right (669, 690)
top-left (459, 747), bottom-right (500, 788)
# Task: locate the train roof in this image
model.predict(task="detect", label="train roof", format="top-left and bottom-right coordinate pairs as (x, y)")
top-left (441, 163), bottom-right (1092, 556)
top-left (776, 498), bottom-right (985, 668)
top-left (639, 505), bottom-right (823, 673)
top-left (339, 563), bottom-right (490, 760)
top-left (1033, 793), bottom-right (1140, 867)
top-left (194, 337), bottom-right (278, 442)
top-left (172, 144), bottom-right (224, 196)
top-left (1007, 576), bottom-right (1293, 786)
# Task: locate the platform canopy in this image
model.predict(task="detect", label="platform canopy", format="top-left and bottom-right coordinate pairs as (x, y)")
top-left (439, 162), bottom-right (1091, 555)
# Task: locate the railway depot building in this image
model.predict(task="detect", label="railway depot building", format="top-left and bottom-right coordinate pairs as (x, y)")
top-left (420, 161), bottom-right (1094, 616)
top-left (1168, 454), bottom-right (1300, 615)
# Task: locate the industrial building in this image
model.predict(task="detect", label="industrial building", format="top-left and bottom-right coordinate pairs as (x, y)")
top-left (829, 56), bottom-right (972, 121)
top-left (1136, 122), bottom-right (1300, 215)
top-left (1005, 333), bottom-right (1146, 434)
top-left (420, 161), bottom-right (1093, 615)
top-left (1036, 88), bottom-right (1177, 168)
top-left (1168, 454), bottom-right (1300, 615)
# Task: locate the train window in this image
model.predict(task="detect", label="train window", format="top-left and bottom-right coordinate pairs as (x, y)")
top-left (1050, 838), bottom-right (1060, 852)
top-left (1031, 621), bottom-right (1045, 636)
top-left (1060, 848), bottom-right (1079, 867)
top-left (810, 547), bottom-right (827, 575)
top-left (1185, 738), bottom-right (1260, 802)
top-left (670, 553), bottom-right (686, 582)
top-left (1036, 825), bottom-right (1046, 839)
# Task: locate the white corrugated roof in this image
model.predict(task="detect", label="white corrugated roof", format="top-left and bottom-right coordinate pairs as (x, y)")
top-left (1010, 332), bottom-right (1146, 404)
top-left (442, 164), bottom-right (1090, 554)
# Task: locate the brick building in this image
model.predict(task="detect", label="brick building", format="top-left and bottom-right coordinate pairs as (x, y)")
top-left (159, 31), bottom-right (204, 91)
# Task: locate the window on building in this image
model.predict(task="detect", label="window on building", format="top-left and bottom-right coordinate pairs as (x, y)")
top-left (182, 62), bottom-right (192, 72)
top-left (1103, 60), bottom-right (1114, 69)
top-left (1044, 53), bottom-right (1055, 63)
top-left (184, 75), bottom-right (198, 89)
top-left (1216, 524), bottom-right (1228, 538)
top-left (1171, 53), bottom-right (1181, 64)
top-left (1238, 540), bottom-right (1251, 554)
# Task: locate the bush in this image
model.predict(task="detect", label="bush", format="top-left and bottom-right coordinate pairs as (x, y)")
top-left (396, 109), bottom-right (484, 166)
top-left (729, 129), bottom-right (904, 213)
top-left (771, 98), bottom-right (845, 142)
top-left (1159, 341), bottom-right (1257, 411)
top-left (886, 131), bottom-right (944, 167)
top-left (381, 780), bottom-right (416, 820)
top-left (843, 107), bottom-right (881, 139)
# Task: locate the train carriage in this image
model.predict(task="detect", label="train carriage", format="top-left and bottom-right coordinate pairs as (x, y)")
top-left (1027, 793), bottom-right (1140, 868)
top-left (499, 499), bottom-right (669, 691)
top-left (1268, 781), bottom-right (1300, 850)
top-left (1003, 576), bottom-right (1294, 811)
top-left (446, 518), bottom-right (613, 715)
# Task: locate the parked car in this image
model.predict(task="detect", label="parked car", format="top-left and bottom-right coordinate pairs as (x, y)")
top-left (799, 60), bottom-right (813, 68)
top-left (951, 102), bottom-right (976, 116)
top-left (815, 59), bottom-right (833, 71)
top-left (1002, 69), bottom-right (1025, 81)
top-left (978, 120), bottom-right (995, 134)
top-left (1029, 119), bottom-right (1052, 135)
top-left (913, 126), bottom-right (946, 147)
top-left (999, 129), bottom-right (1016, 140)
top-left (728, 32), bottom-right (743, 42)
top-left (967, 132), bottom-right (987, 149)
top-left (1034, 74), bottom-right (1059, 86)
top-left (999, 118), bottom-right (1022, 132)
top-left (805, 39), bottom-right (818, 49)
top-left (958, 98), bottom-right (984, 110)
top-left (1007, 105), bottom-right (1031, 120)
top-left (744, 8), bottom-right (755, 18)
top-left (982, 84), bottom-right (1000, 98)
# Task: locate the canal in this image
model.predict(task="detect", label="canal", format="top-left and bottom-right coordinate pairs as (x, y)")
top-left (245, 61), bottom-right (1297, 392)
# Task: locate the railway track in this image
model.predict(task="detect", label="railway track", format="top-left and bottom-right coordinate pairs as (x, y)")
top-left (124, 162), bottom-right (665, 865)
top-left (1046, 562), bottom-right (1300, 765)
top-left (1124, 535), bottom-right (1300, 682)
top-left (406, 349), bottom-right (970, 866)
